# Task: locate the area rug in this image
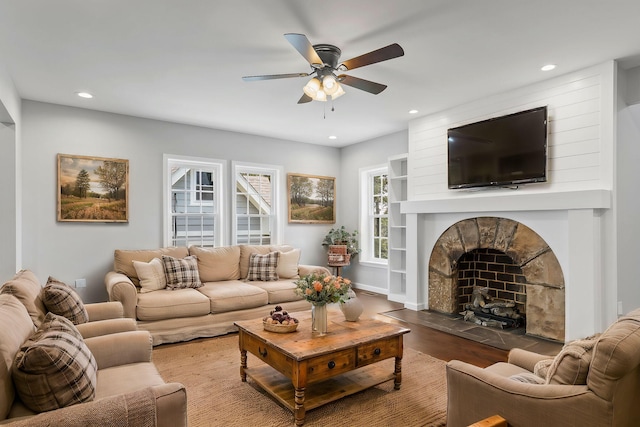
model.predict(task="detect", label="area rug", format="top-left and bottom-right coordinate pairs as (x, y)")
top-left (153, 334), bottom-right (447, 427)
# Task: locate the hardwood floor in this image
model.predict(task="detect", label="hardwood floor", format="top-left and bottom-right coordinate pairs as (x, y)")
top-left (355, 290), bottom-right (509, 368)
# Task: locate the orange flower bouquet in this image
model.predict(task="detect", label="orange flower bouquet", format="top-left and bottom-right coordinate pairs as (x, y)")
top-left (294, 273), bottom-right (351, 306)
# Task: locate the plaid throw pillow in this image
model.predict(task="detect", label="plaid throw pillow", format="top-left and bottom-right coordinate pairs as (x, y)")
top-left (41, 277), bottom-right (89, 325)
top-left (247, 252), bottom-right (280, 281)
top-left (162, 255), bottom-right (203, 289)
top-left (12, 312), bottom-right (97, 412)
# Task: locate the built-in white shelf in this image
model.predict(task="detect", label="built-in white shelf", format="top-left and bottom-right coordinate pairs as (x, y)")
top-left (388, 154), bottom-right (408, 301)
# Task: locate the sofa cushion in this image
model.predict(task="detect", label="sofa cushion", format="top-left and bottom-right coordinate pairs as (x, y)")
top-left (239, 245), bottom-right (294, 279)
top-left (41, 277), bottom-right (89, 325)
top-left (0, 269), bottom-right (46, 327)
top-left (13, 312), bottom-right (97, 413)
top-left (189, 245), bottom-right (241, 281)
top-left (114, 247), bottom-right (189, 285)
top-left (197, 281), bottom-right (268, 313)
top-left (132, 257), bottom-right (167, 293)
top-left (544, 335), bottom-right (599, 385)
top-left (0, 294), bottom-right (36, 419)
top-left (162, 255), bottom-right (203, 290)
top-left (276, 248), bottom-right (301, 279)
top-left (136, 289), bottom-right (211, 321)
top-left (247, 252), bottom-right (280, 281)
top-left (247, 280), bottom-right (304, 304)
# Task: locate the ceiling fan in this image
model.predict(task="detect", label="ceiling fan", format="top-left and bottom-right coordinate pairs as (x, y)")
top-left (242, 33), bottom-right (404, 104)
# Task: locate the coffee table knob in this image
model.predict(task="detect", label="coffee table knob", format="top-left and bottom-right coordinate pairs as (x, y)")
top-left (374, 348), bottom-right (381, 356)
top-left (259, 347), bottom-right (268, 357)
top-left (328, 361), bottom-right (336, 369)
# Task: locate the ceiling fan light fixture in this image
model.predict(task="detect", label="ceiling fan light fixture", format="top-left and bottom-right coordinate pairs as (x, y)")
top-left (314, 89), bottom-right (327, 102)
top-left (330, 84), bottom-right (345, 100)
top-left (303, 77), bottom-right (321, 98)
top-left (322, 75), bottom-right (338, 95)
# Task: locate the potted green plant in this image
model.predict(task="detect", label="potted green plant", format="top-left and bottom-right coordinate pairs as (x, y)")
top-left (322, 226), bottom-right (361, 260)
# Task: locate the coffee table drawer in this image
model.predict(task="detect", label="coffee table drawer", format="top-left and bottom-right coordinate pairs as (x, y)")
top-left (243, 334), bottom-right (293, 377)
top-left (357, 337), bottom-right (400, 367)
top-left (306, 348), bottom-right (355, 382)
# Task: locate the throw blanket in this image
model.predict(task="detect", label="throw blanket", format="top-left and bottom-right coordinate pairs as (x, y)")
top-left (6, 387), bottom-right (157, 427)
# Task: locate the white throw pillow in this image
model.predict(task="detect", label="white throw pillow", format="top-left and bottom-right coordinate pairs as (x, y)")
top-left (133, 257), bottom-right (166, 293)
top-left (276, 248), bottom-right (301, 279)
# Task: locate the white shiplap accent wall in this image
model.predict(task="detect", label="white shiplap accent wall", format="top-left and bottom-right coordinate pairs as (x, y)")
top-left (408, 62), bottom-right (615, 201)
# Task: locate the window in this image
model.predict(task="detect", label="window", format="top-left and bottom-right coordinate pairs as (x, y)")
top-left (191, 170), bottom-right (213, 204)
top-left (359, 165), bottom-right (389, 264)
top-left (164, 155), bottom-right (225, 248)
top-left (232, 162), bottom-right (282, 245)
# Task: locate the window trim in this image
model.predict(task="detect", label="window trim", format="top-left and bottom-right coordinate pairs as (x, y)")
top-left (163, 154), bottom-right (226, 247)
top-left (231, 161), bottom-right (283, 245)
top-left (359, 164), bottom-right (389, 266)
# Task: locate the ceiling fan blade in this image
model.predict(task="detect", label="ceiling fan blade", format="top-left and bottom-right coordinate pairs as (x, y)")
top-left (242, 72), bottom-right (309, 82)
top-left (284, 33), bottom-right (323, 67)
top-left (340, 43), bottom-right (404, 71)
top-left (297, 93), bottom-right (312, 104)
top-left (338, 75), bottom-right (387, 94)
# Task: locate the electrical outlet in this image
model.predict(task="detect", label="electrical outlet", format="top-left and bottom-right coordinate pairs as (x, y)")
top-left (75, 278), bottom-right (87, 288)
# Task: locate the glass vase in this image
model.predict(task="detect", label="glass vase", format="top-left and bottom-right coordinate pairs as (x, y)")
top-left (311, 303), bottom-right (328, 335)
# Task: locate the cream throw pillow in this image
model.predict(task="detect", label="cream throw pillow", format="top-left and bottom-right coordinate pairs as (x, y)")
top-left (132, 258), bottom-right (166, 293)
top-left (276, 249), bottom-right (301, 279)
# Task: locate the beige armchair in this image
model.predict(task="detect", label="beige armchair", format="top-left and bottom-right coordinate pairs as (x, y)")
top-left (1, 269), bottom-right (137, 338)
top-left (446, 308), bottom-right (640, 427)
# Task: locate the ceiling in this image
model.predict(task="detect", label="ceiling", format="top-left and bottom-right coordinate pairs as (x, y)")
top-left (1, 0), bottom-right (640, 147)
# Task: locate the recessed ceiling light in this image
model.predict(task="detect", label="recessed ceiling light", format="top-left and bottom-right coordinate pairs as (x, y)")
top-left (541, 64), bottom-right (556, 72)
top-left (328, 135), bottom-right (337, 140)
top-left (76, 92), bottom-right (93, 99)
top-left (409, 109), bottom-right (419, 114)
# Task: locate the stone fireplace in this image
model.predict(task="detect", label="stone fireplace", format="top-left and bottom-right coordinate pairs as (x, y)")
top-left (401, 189), bottom-right (611, 342)
top-left (428, 217), bottom-right (565, 341)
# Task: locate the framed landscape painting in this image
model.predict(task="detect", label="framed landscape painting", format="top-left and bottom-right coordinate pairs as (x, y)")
top-left (57, 153), bottom-right (129, 222)
top-left (287, 173), bottom-right (335, 224)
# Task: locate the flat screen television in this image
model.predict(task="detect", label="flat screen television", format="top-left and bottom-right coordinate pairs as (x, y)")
top-left (447, 106), bottom-right (548, 189)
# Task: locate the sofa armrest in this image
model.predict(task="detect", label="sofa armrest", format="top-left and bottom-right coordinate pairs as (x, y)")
top-left (84, 330), bottom-right (152, 369)
top-left (298, 264), bottom-right (332, 277)
top-left (153, 382), bottom-right (188, 427)
top-left (76, 317), bottom-right (137, 339)
top-left (445, 360), bottom-right (602, 427)
top-left (105, 271), bottom-right (138, 319)
top-left (507, 348), bottom-right (555, 371)
top-left (85, 301), bottom-right (124, 321)
top-left (3, 384), bottom-right (186, 427)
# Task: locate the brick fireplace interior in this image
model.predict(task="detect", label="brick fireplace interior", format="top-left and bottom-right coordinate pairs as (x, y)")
top-left (457, 248), bottom-right (527, 317)
top-left (428, 216), bottom-right (565, 341)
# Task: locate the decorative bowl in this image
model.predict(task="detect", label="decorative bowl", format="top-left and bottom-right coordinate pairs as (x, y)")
top-left (263, 320), bottom-right (298, 333)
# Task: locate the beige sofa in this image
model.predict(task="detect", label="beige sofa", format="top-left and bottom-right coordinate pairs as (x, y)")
top-left (105, 244), bottom-right (330, 345)
top-left (0, 289), bottom-right (186, 425)
top-left (446, 308), bottom-right (640, 427)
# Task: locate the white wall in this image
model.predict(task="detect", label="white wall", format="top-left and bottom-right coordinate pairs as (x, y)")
top-left (616, 65), bottom-right (640, 314)
top-left (339, 131), bottom-right (408, 293)
top-left (0, 59), bottom-right (21, 282)
top-left (20, 101), bottom-right (341, 302)
top-left (409, 62), bottom-right (614, 200)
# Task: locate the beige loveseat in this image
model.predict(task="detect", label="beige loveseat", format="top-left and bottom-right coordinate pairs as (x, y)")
top-left (0, 282), bottom-right (186, 425)
top-left (105, 244), bottom-right (330, 345)
top-left (446, 308), bottom-right (640, 426)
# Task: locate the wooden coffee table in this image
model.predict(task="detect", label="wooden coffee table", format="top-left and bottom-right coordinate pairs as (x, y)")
top-left (235, 311), bottom-right (410, 426)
